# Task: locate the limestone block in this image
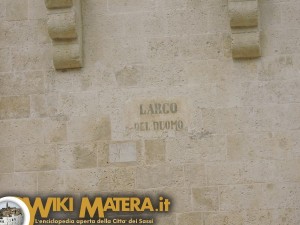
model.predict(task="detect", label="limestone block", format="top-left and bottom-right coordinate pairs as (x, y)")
top-left (107, 0), bottom-right (156, 13)
top-left (0, 48), bottom-right (11, 72)
top-left (0, 96), bottom-right (30, 120)
top-left (57, 143), bottom-right (97, 169)
top-left (229, 0), bottom-right (258, 27)
top-left (64, 167), bottom-right (135, 192)
top-left (112, 167), bottom-right (136, 191)
top-left (44, 117), bottom-right (67, 143)
top-left (184, 164), bottom-right (206, 186)
top-left (261, 183), bottom-right (300, 209)
top-left (0, 1), bottom-right (5, 18)
top-left (162, 187), bottom-right (192, 213)
top-left (147, 37), bottom-right (181, 62)
top-left (144, 140), bottom-right (166, 164)
top-left (61, 169), bottom-right (103, 192)
top-left (15, 144), bottom-right (57, 172)
top-left (0, 174), bottom-right (13, 194)
top-left (0, 173), bottom-right (37, 195)
top-left (30, 95), bottom-right (47, 118)
top-left (227, 133), bottom-right (291, 161)
top-left (45, 70), bottom-right (75, 92)
top-left (115, 65), bottom-right (142, 87)
top-left (3, 21), bottom-right (38, 46)
top-left (67, 115), bottom-right (111, 142)
top-left (180, 34), bottom-right (223, 60)
top-left (6, 0), bottom-right (28, 21)
top-left (59, 92), bottom-right (98, 117)
top-left (0, 147), bottom-right (14, 173)
top-left (52, 43), bottom-right (82, 69)
top-left (38, 171), bottom-right (66, 194)
top-left (29, 0), bottom-right (48, 20)
top-left (206, 161), bottom-right (279, 185)
top-left (166, 135), bottom-right (227, 163)
top-left (155, 214), bottom-right (176, 225)
top-left (192, 187), bottom-right (219, 211)
top-left (177, 212), bottom-right (203, 225)
top-left (44, 0), bottom-right (73, 9)
top-left (203, 212), bottom-right (243, 225)
top-left (165, 8), bottom-right (208, 36)
top-left (109, 141), bottom-right (137, 163)
top-left (13, 173), bottom-right (38, 195)
top-left (0, 119), bottom-right (44, 146)
top-left (97, 142), bottom-right (109, 167)
top-left (232, 31), bottom-right (261, 58)
top-left (0, 71), bottom-right (45, 96)
top-left (11, 45), bottom-right (52, 71)
top-left (220, 184), bottom-right (263, 210)
top-left (47, 11), bottom-right (78, 39)
top-left (136, 164), bottom-right (184, 189)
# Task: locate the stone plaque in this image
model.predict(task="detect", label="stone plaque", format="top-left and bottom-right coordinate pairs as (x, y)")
top-left (125, 98), bottom-right (188, 137)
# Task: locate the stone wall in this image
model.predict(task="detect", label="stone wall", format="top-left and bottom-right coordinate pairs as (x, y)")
top-left (1, 0), bottom-right (300, 224)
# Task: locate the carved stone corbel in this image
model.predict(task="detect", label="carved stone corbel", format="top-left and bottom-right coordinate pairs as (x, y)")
top-left (45, 0), bottom-right (83, 69)
top-left (228, 0), bottom-right (261, 59)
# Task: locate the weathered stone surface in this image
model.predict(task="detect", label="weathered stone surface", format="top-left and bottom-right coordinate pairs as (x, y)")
top-left (192, 187), bottom-right (219, 211)
top-left (0, 119), bottom-right (44, 146)
top-left (0, 96), bottom-right (30, 120)
top-left (0, 173), bottom-right (38, 195)
top-left (136, 164), bottom-right (184, 189)
top-left (64, 167), bottom-right (136, 192)
top-left (204, 209), bottom-right (300, 225)
top-left (29, 0), bottom-right (47, 20)
top-left (44, 117), bottom-right (67, 143)
top-left (109, 141), bottom-right (137, 163)
top-left (166, 135), bottom-right (227, 163)
top-left (30, 95), bottom-right (48, 118)
top-left (57, 143), bottom-right (97, 169)
top-left (0, 48), bottom-right (11, 72)
top-left (184, 164), bottom-right (206, 186)
top-left (107, 0), bottom-right (156, 13)
top-left (0, 147), bottom-right (14, 173)
top-left (67, 115), bottom-right (111, 142)
top-left (177, 212), bottom-right (203, 225)
top-left (38, 171), bottom-right (66, 194)
top-left (144, 139), bottom-right (166, 164)
top-left (6, 0), bottom-right (28, 21)
top-left (13, 173), bottom-right (38, 195)
top-left (15, 144), bottom-right (57, 172)
top-left (0, 71), bottom-right (44, 96)
top-left (11, 45), bottom-right (52, 71)
top-left (220, 184), bottom-right (260, 210)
